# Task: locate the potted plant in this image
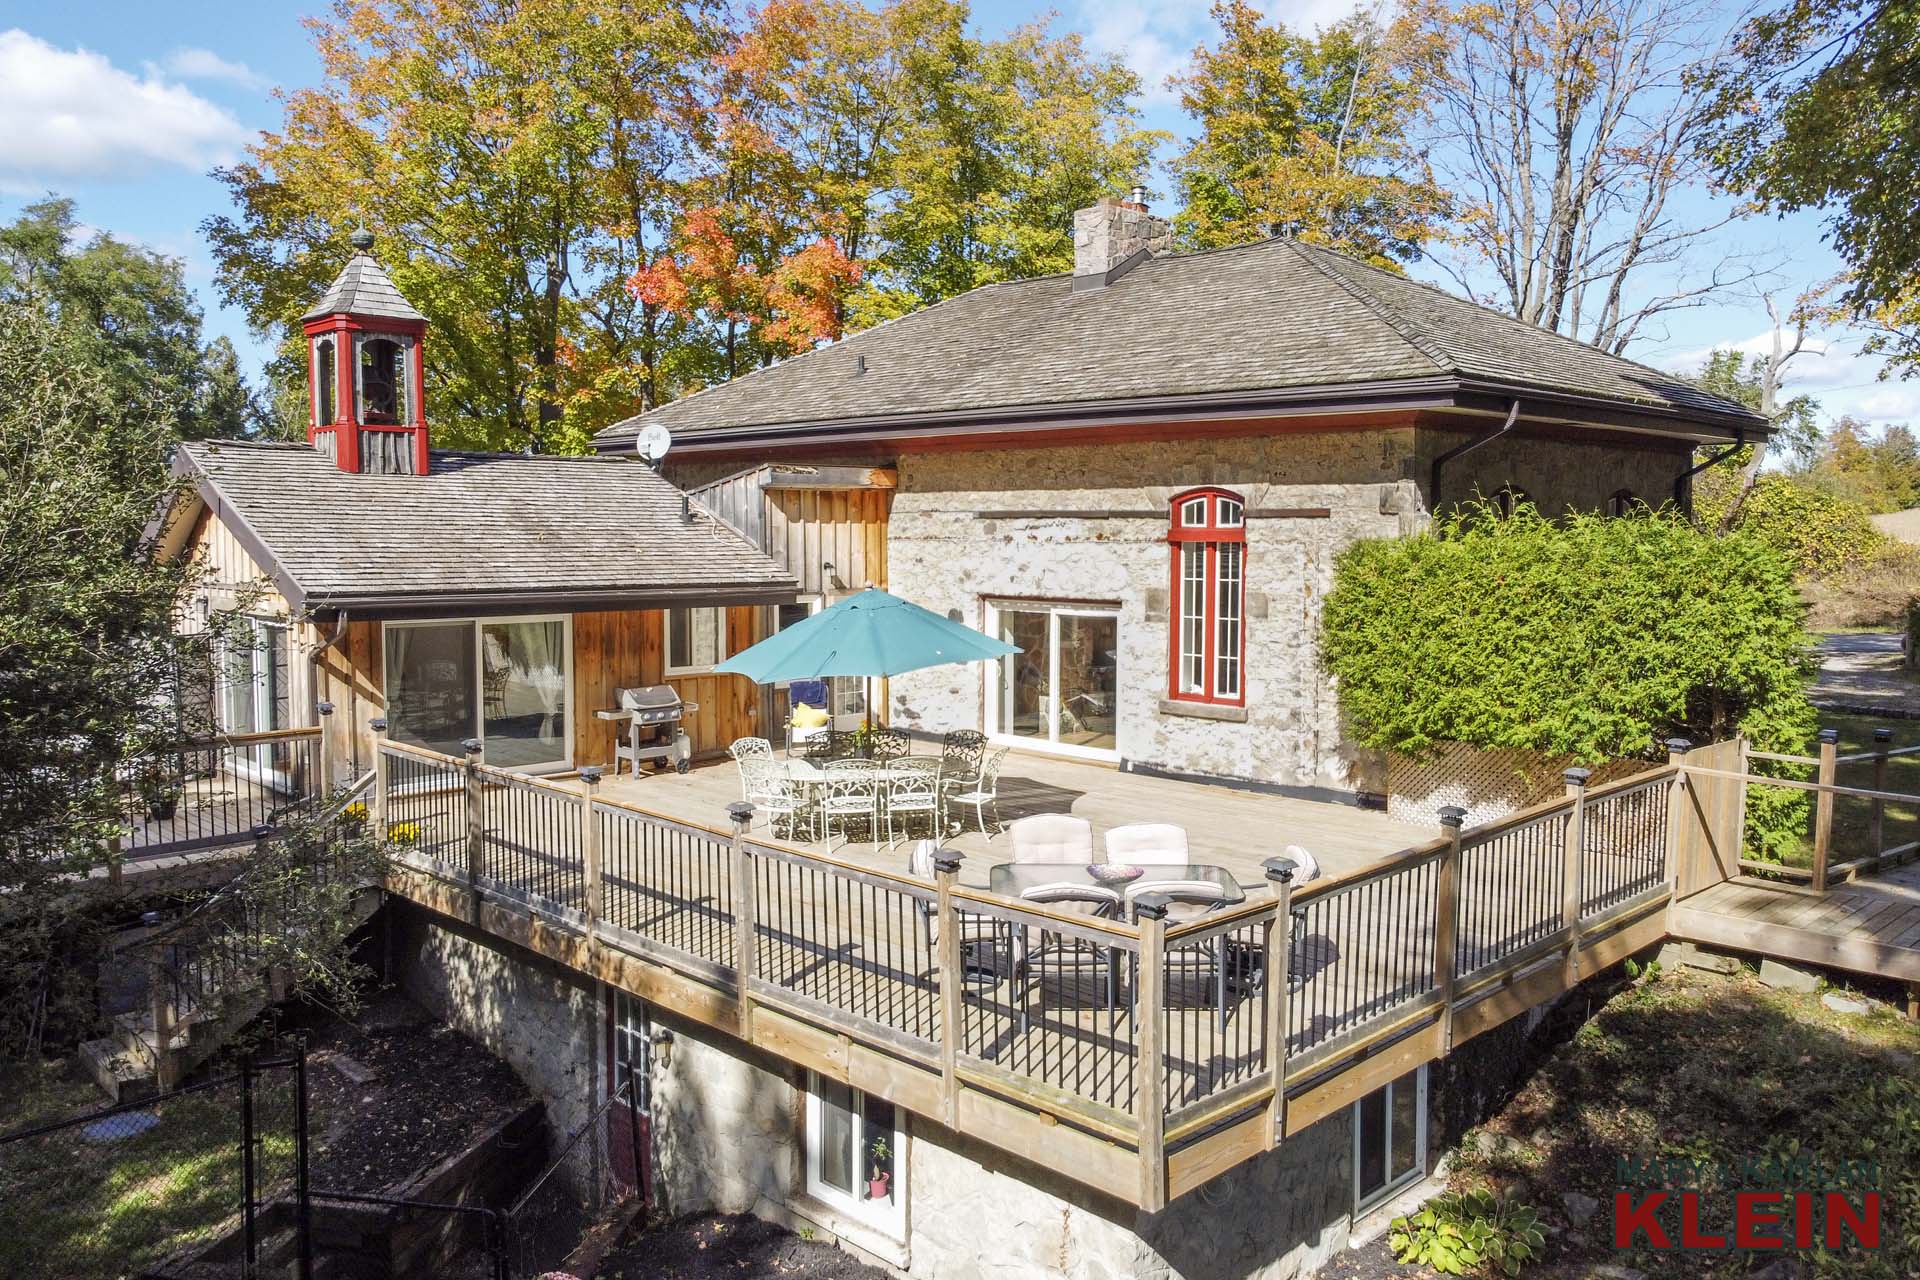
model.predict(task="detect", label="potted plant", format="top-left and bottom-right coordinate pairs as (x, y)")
top-left (385, 820), bottom-right (422, 847)
top-left (136, 761), bottom-right (183, 822)
top-left (865, 1134), bottom-right (892, 1201)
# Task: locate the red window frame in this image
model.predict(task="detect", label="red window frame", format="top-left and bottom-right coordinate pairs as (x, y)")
top-left (1167, 487), bottom-right (1247, 706)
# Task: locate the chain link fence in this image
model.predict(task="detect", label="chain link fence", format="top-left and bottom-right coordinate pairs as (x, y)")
top-left (0, 1050), bottom-right (304, 1280)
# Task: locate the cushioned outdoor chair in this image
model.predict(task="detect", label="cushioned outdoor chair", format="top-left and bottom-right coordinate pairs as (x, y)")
top-left (1006, 813), bottom-right (1093, 865)
top-left (1103, 822), bottom-right (1190, 868)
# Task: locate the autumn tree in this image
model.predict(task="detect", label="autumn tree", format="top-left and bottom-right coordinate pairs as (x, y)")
top-left (631, 0), bottom-right (1162, 362)
top-left (207, 0), bottom-right (722, 453)
top-left (1167, 0), bottom-right (1446, 265)
top-left (1414, 0), bottom-right (1758, 352)
top-left (1705, 0), bottom-right (1920, 372)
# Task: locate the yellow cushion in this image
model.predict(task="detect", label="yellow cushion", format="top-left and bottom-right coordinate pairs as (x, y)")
top-left (790, 702), bottom-right (830, 730)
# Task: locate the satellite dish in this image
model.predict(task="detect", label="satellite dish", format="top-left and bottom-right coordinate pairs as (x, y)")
top-left (633, 423), bottom-right (672, 467)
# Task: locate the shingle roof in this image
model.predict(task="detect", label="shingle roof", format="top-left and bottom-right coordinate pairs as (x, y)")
top-left (178, 441), bottom-right (796, 613)
top-left (595, 237), bottom-right (1762, 447)
top-left (302, 251), bottom-right (426, 324)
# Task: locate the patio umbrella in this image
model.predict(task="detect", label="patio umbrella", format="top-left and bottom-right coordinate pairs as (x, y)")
top-left (715, 588), bottom-right (1016, 683)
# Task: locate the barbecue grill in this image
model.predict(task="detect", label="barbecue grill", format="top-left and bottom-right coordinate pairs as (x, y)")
top-left (600, 684), bottom-right (697, 776)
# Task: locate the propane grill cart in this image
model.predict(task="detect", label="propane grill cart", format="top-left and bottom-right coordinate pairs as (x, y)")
top-left (596, 684), bottom-right (697, 776)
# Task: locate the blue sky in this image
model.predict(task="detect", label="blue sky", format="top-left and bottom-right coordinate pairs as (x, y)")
top-left (4, 1), bottom-right (1914, 431)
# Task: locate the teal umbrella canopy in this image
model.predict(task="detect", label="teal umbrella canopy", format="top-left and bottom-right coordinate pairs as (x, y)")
top-left (714, 588), bottom-right (1016, 682)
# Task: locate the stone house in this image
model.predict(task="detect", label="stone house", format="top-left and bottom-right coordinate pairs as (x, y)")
top-left (148, 208), bottom-right (1762, 1280)
top-left (596, 194), bottom-right (1766, 805)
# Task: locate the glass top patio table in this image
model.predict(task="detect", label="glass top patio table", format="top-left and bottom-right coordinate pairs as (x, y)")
top-left (987, 862), bottom-right (1246, 908)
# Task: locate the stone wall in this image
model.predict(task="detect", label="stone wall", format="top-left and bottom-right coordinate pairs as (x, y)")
top-left (887, 424), bottom-right (1690, 799)
top-left (887, 431), bottom-right (1417, 796)
top-left (909, 1108), bottom-right (1354, 1280)
top-left (1416, 426), bottom-right (1692, 516)
top-left (646, 1008), bottom-right (803, 1218)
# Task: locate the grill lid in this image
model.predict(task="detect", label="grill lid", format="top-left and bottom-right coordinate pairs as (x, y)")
top-left (617, 684), bottom-right (683, 711)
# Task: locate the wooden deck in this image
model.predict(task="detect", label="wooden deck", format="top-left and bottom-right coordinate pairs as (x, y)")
top-left (1672, 863), bottom-right (1920, 983)
top-left (369, 736), bottom-right (1682, 1208)
top-left (597, 750), bottom-right (1437, 891)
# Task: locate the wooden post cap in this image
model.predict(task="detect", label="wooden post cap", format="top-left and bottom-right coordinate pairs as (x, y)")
top-left (933, 849), bottom-right (964, 874)
top-left (251, 824), bottom-right (274, 843)
top-left (1819, 728), bottom-right (1840, 745)
top-left (1563, 767), bottom-right (1592, 787)
top-left (1261, 855), bottom-right (1297, 883)
top-left (1133, 893), bottom-right (1172, 920)
top-left (1875, 727), bottom-right (1894, 744)
top-left (1665, 737), bottom-right (1692, 754)
top-left (1438, 806), bottom-right (1467, 829)
top-left (579, 766), bottom-right (603, 784)
top-left (726, 801), bottom-right (754, 826)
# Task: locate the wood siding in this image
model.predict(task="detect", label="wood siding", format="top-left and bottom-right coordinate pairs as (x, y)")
top-left (572, 607), bottom-right (765, 767)
top-left (184, 507), bottom-right (286, 629)
top-left (688, 466), bottom-right (892, 596)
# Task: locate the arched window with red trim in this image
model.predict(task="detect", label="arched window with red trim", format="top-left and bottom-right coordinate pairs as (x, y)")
top-left (1168, 488), bottom-right (1247, 705)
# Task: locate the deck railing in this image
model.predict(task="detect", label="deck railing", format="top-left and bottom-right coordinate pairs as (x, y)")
top-left (120, 727), bottom-right (324, 859)
top-left (373, 732), bottom-right (1688, 1211)
top-left (1703, 729), bottom-right (1920, 893)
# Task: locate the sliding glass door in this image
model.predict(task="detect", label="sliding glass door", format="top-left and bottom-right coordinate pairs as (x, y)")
top-left (987, 602), bottom-right (1120, 758)
top-left (385, 617), bottom-right (570, 771)
top-left (220, 617), bottom-right (294, 790)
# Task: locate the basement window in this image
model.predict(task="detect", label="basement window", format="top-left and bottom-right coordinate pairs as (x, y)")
top-left (1354, 1065), bottom-right (1427, 1214)
top-left (805, 1072), bottom-right (904, 1239)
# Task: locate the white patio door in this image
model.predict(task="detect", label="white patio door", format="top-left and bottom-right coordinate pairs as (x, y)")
top-left (985, 602), bottom-right (1119, 759)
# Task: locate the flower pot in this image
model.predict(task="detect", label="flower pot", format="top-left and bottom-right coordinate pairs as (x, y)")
top-left (866, 1173), bottom-right (890, 1201)
top-left (146, 797), bottom-right (179, 822)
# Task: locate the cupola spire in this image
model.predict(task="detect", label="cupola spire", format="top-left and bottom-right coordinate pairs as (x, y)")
top-left (302, 231), bottom-right (429, 475)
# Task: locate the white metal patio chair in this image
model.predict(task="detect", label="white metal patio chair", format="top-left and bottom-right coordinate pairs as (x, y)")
top-left (1006, 813), bottom-right (1093, 865)
top-left (1103, 822), bottom-right (1189, 868)
top-left (742, 756), bottom-right (815, 842)
top-left (728, 737), bottom-right (774, 803)
top-left (819, 759), bottom-right (880, 848)
top-left (943, 747), bottom-right (1008, 839)
top-left (883, 758), bottom-right (941, 845)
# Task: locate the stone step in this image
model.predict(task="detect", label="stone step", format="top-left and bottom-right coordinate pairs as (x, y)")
top-left (80, 1036), bottom-right (154, 1105)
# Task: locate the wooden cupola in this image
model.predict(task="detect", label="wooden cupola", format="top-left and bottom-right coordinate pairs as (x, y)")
top-left (301, 230), bottom-right (429, 475)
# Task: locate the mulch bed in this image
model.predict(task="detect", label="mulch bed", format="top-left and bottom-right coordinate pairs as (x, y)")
top-left (593, 1213), bottom-right (893, 1280)
top-left (298, 990), bottom-right (531, 1193)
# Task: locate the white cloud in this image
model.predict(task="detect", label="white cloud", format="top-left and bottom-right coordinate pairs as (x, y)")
top-left (1078, 0), bottom-right (1368, 110)
top-left (159, 46), bottom-right (268, 91)
top-left (0, 29), bottom-right (247, 189)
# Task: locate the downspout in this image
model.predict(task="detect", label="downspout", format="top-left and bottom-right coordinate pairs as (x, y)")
top-left (1672, 429), bottom-right (1747, 517)
top-left (1429, 399), bottom-right (1522, 511)
top-left (309, 610), bottom-right (352, 772)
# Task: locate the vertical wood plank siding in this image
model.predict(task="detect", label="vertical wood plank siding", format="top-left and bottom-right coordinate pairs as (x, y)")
top-left (687, 466), bottom-right (893, 596)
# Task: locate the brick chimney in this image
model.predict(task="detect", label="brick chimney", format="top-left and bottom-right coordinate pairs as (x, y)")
top-left (1072, 187), bottom-right (1170, 291)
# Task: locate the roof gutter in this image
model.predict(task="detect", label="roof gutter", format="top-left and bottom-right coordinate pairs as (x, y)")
top-left (1430, 398), bottom-right (1521, 509)
top-left (1673, 428), bottom-right (1747, 512)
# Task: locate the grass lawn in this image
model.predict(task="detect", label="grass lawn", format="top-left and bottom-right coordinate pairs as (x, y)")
top-left (0, 1057), bottom-right (301, 1280)
top-left (1446, 966), bottom-right (1920, 1278)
